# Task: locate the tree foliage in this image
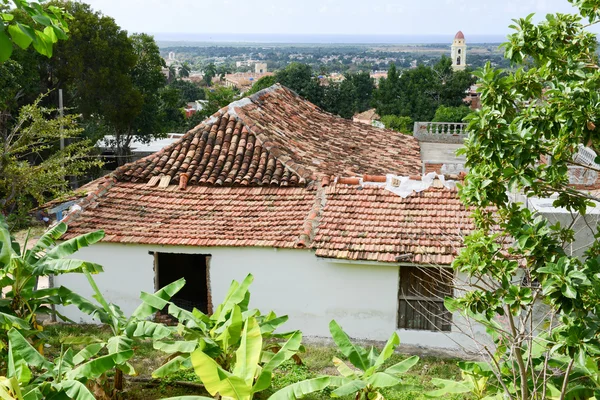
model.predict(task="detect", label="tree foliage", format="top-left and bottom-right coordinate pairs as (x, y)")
top-left (373, 57), bottom-right (475, 122)
top-left (0, 0), bottom-right (69, 62)
top-left (33, 2), bottom-right (173, 163)
top-left (432, 105), bottom-right (471, 123)
top-left (269, 63), bottom-right (376, 119)
top-left (444, 1), bottom-right (600, 399)
top-left (203, 63), bottom-right (217, 86)
top-left (0, 97), bottom-right (101, 221)
top-left (380, 115), bottom-right (413, 134)
top-left (245, 75), bottom-right (277, 96)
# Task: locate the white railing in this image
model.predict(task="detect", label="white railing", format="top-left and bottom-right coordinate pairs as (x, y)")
top-left (413, 122), bottom-right (468, 136)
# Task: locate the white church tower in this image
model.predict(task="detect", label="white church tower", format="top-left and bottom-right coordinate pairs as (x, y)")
top-left (451, 31), bottom-right (466, 71)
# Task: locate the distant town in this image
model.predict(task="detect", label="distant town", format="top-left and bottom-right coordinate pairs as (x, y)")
top-left (158, 38), bottom-right (510, 90)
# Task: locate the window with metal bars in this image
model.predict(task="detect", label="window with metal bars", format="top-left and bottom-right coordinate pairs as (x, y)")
top-left (397, 267), bottom-right (453, 331)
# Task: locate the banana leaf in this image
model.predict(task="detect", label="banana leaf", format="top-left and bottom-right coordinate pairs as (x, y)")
top-left (191, 349), bottom-right (252, 400)
top-left (329, 320), bottom-right (369, 371)
top-left (267, 377), bottom-right (333, 400)
top-left (152, 355), bottom-right (192, 378)
top-left (385, 356), bottom-right (419, 375)
top-left (233, 318), bottom-right (262, 387)
top-left (132, 277), bottom-right (186, 319)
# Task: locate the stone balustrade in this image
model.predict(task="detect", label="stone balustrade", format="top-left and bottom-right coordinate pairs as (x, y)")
top-left (413, 122), bottom-right (469, 143)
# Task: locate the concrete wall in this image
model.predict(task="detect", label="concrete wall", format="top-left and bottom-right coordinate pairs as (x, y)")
top-left (55, 242), bottom-right (479, 350)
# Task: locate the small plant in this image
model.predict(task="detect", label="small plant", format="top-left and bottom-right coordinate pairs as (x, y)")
top-left (426, 361), bottom-right (495, 399)
top-left (1, 328), bottom-right (131, 399)
top-left (164, 316), bottom-right (303, 400)
top-left (270, 320), bottom-right (419, 400)
top-left (79, 267), bottom-right (184, 394)
top-left (153, 274), bottom-right (296, 378)
top-left (0, 216), bottom-right (105, 355)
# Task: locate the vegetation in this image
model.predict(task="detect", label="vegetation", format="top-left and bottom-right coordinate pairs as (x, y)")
top-left (0, 97), bottom-right (100, 226)
top-left (432, 105), bottom-right (471, 123)
top-left (0, 219), bottom-right (459, 400)
top-left (0, 0), bottom-right (69, 61)
top-left (271, 321), bottom-right (419, 400)
top-left (373, 58), bottom-right (475, 122)
top-left (380, 115), bottom-right (413, 134)
top-left (252, 63), bottom-right (375, 119)
top-left (159, 42), bottom-right (510, 75)
top-left (439, 1), bottom-right (600, 399)
top-left (8, 0), bottom-right (600, 399)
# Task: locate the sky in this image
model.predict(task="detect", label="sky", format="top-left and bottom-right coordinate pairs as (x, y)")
top-left (79, 0), bottom-right (598, 41)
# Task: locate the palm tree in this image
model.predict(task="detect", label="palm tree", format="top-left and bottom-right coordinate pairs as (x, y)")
top-left (203, 63), bottom-right (217, 86)
top-left (168, 64), bottom-right (177, 83)
top-left (179, 62), bottom-right (191, 79)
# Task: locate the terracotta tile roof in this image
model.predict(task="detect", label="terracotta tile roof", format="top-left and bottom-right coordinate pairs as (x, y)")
top-left (312, 183), bottom-right (474, 265)
top-left (234, 85), bottom-right (421, 178)
top-left (56, 85), bottom-right (463, 264)
top-left (62, 182), bottom-right (318, 248)
top-left (116, 113), bottom-right (304, 188)
top-left (114, 84), bottom-right (421, 187)
top-left (39, 179), bottom-right (106, 210)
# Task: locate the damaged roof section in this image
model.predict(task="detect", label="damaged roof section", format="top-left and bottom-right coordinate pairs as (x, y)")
top-left (115, 84), bottom-right (422, 188)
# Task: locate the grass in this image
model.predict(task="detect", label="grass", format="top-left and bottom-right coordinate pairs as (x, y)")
top-left (42, 324), bottom-right (471, 400)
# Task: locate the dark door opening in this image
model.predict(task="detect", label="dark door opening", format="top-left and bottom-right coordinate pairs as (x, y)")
top-left (156, 252), bottom-right (210, 313)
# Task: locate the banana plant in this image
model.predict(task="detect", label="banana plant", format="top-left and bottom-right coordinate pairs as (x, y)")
top-left (2, 327), bottom-right (135, 399)
top-left (270, 320), bottom-right (419, 400)
top-left (426, 361), bottom-right (497, 399)
top-left (80, 267), bottom-right (184, 393)
top-left (153, 274), bottom-right (295, 378)
top-left (171, 316), bottom-right (302, 400)
top-left (0, 216), bottom-right (104, 354)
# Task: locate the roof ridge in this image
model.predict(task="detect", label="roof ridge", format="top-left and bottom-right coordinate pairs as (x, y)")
top-left (61, 175), bottom-right (118, 224)
top-left (295, 177), bottom-right (330, 248)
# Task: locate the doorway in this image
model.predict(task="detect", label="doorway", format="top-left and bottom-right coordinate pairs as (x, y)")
top-left (155, 252), bottom-right (210, 313)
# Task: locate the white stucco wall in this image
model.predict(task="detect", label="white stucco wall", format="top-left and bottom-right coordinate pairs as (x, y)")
top-left (55, 242), bottom-right (481, 350)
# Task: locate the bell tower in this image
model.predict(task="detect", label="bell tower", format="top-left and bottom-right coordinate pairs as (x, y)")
top-left (451, 31), bottom-right (466, 71)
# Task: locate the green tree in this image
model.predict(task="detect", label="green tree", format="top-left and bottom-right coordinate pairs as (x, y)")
top-left (205, 86), bottom-right (237, 115)
top-left (203, 63), bottom-right (217, 86)
top-left (372, 63), bottom-right (400, 116)
top-left (168, 64), bottom-right (177, 83)
top-left (40, 2), bottom-right (137, 120)
top-left (274, 62), bottom-right (324, 107)
top-left (245, 75), bottom-right (277, 96)
top-left (158, 85), bottom-right (185, 132)
top-left (0, 0), bottom-right (69, 62)
top-left (348, 71), bottom-right (375, 112)
top-left (373, 58), bottom-right (475, 122)
top-left (126, 33), bottom-right (167, 140)
top-left (444, 2), bottom-right (600, 399)
top-left (432, 105), bottom-right (471, 123)
top-left (380, 115), bottom-right (413, 134)
top-left (0, 97), bottom-right (101, 223)
top-left (39, 4), bottom-right (170, 164)
top-left (179, 62), bottom-right (191, 78)
top-left (216, 64), bottom-right (231, 80)
top-left (169, 79), bottom-right (205, 102)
